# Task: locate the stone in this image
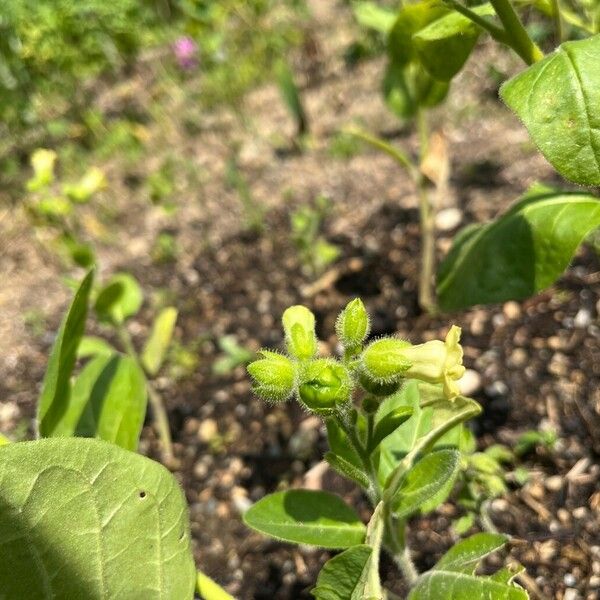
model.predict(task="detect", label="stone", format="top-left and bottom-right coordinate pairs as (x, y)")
top-left (435, 207), bottom-right (463, 231)
top-left (458, 369), bottom-right (482, 396)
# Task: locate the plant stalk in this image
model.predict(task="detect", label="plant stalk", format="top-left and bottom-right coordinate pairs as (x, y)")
top-left (489, 0), bottom-right (544, 64)
top-left (416, 110), bottom-right (437, 315)
top-left (443, 0), bottom-right (510, 43)
top-left (550, 0), bottom-right (563, 43)
top-left (117, 324), bottom-right (174, 462)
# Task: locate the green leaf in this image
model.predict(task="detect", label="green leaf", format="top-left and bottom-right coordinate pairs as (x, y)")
top-left (276, 59), bottom-right (307, 136)
top-left (388, 1), bottom-right (448, 67)
top-left (370, 406), bottom-right (413, 452)
top-left (77, 335), bottom-right (115, 359)
top-left (408, 534), bottom-right (527, 599)
top-left (141, 307), bottom-right (178, 376)
top-left (0, 437), bottom-right (195, 599)
top-left (37, 270), bottom-right (94, 437)
top-left (500, 35), bottom-right (600, 186)
top-left (94, 272), bottom-right (143, 324)
top-left (392, 449), bottom-right (460, 518)
top-left (437, 185), bottom-right (600, 310)
top-left (311, 545), bottom-right (373, 600)
top-left (353, 2), bottom-right (396, 34)
top-left (325, 452), bottom-right (371, 489)
top-left (436, 533), bottom-right (508, 573)
top-left (196, 570), bottom-right (235, 600)
top-left (326, 416), bottom-right (364, 470)
top-left (414, 4), bottom-right (495, 81)
top-left (243, 490), bottom-right (366, 548)
top-left (73, 353), bottom-right (148, 451)
top-left (408, 571), bottom-right (528, 599)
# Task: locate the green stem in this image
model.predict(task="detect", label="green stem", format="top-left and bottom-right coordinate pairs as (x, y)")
top-left (416, 110), bottom-right (437, 315)
top-left (443, 0), bottom-right (510, 43)
top-left (489, 0), bottom-right (544, 64)
top-left (550, 0), bottom-right (563, 43)
top-left (480, 500), bottom-right (499, 534)
top-left (117, 324), bottom-right (174, 463)
top-left (386, 510), bottom-right (419, 586)
top-left (336, 410), bottom-right (381, 502)
top-left (343, 127), bottom-right (418, 180)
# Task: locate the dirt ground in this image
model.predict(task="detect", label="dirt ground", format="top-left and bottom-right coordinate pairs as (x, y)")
top-left (0, 1), bottom-right (599, 599)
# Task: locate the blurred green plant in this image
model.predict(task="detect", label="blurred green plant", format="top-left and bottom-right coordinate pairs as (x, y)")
top-left (212, 335), bottom-right (255, 375)
top-left (24, 148), bottom-right (106, 268)
top-left (290, 194), bottom-right (340, 278)
top-left (226, 151), bottom-right (265, 233)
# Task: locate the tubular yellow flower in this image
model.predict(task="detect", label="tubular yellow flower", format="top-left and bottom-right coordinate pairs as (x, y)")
top-left (401, 325), bottom-right (465, 400)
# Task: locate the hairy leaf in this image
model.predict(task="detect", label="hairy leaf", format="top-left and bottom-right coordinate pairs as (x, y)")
top-left (312, 545), bottom-right (373, 600)
top-left (437, 185), bottom-right (600, 310)
top-left (392, 449), bottom-right (460, 518)
top-left (325, 452), bottom-right (370, 489)
top-left (0, 437), bottom-right (195, 599)
top-left (243, 490), bottom-right (365, 548)
top-left (501, 35), bottom-right (600, 185)
top-left (37, 270), bottom-right (94, 437)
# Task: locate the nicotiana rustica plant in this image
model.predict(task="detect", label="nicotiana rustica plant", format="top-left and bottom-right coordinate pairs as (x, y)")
top-left (350, 0), bottom-right (600, 315)
top-left (245, 299), bottom-right (528, 599)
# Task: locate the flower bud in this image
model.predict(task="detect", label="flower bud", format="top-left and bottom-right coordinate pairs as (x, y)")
top-left (361, 338), bottom-right (412, 382)
top-left (336, 298), bottom-right (370, 349)
top-left (297, 359), bottom-right (351, 415)
top-left (282, 305), bottom-right (317, 360)
top-left (247, 350), bottom-right (295, 403)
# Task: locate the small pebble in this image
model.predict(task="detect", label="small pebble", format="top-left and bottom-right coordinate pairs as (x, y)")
top-left (503, 301), bottom-right (521, 320)
top-left (573, 308), bottom-right (592, 329)
top-left (435, 207), bottom-right (463, 231)
top-left (545, 476), bottom-right (563, 492)
top-left (197, 419), bottom-right (218, 443)
top-left (458, 369), bottom-right (482, 397)
top-left (564, 573), bottom-right (577, 587)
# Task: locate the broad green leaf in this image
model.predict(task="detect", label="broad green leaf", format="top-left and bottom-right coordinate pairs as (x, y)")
top-left (435, 533), bottom-right (507, 573)
top-left (392, 449), bottom-right (460, 518)
top-left (38, 270), bottom-right (94, 437)
top-left (388, 1), bottom-right (448, 67)
top-left (142, 307), bottom-right (178, 376)
top-left (437, 185), bottom-right (600, 310)
top-left (0, 437), bottom-right (195, 599)
top-left (77, 335), bottom-right (115, 358)
top-left (311, 545), bottom-right (373, 600)
top-left (95, 272), bottom-right (143, 324)
top-left (408, 571), bottom-right (528, 599)
top-left (414, 4), bottom-right (495, 81)
top-left (325, 452), bottom-right (371, 489)
top-left (196, 570), bottom-right (235, 600)
top-left (74, 354), bottom-right (148, 451)
top-left (352, 2), bottom-right (396, 34)
top-left (500, 35), bottom-right (600, 186)
top-left (0, 434), bottom-right (10, 446)
top-left (243, 490), bottom-right (366, 548)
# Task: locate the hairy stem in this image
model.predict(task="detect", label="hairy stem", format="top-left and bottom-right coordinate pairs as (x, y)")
top-left (489, 0), bottom-right (544, 64)
top-left (117, 324), bottom-right (174, 462)
top-left (387, 511), bottom-right (419, 587)
top-left (416, 110), bottom-right (437, 315)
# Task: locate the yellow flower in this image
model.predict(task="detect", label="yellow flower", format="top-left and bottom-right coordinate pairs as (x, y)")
top-left (401, 325), bottom-right (465, 399)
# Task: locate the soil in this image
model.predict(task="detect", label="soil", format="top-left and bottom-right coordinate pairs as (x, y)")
top-left (0, 1), bottom-right (599, 599)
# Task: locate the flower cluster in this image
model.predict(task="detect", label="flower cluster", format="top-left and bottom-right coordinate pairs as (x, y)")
top-left (247, 299), bottom-right (466, 416)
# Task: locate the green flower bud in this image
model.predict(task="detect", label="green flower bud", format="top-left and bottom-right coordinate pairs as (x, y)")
top-left (361, 395), bottom-right (380, 414)
top-left (247, 350), bottom-right (295, 403)
top-left (359, 371), bottom-right (401, 397)
top-left (335, 298), bottom-right (370, 349)
top-left (361, 338), bottom-right (412, 383)
top-left (297, 359), bottom-right (351, 415)
top-left (282, 305), bottom-right (317, 360)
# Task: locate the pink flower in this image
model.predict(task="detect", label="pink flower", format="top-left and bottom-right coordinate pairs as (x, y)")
top-left (173, 36), bottom-right (198, 70)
